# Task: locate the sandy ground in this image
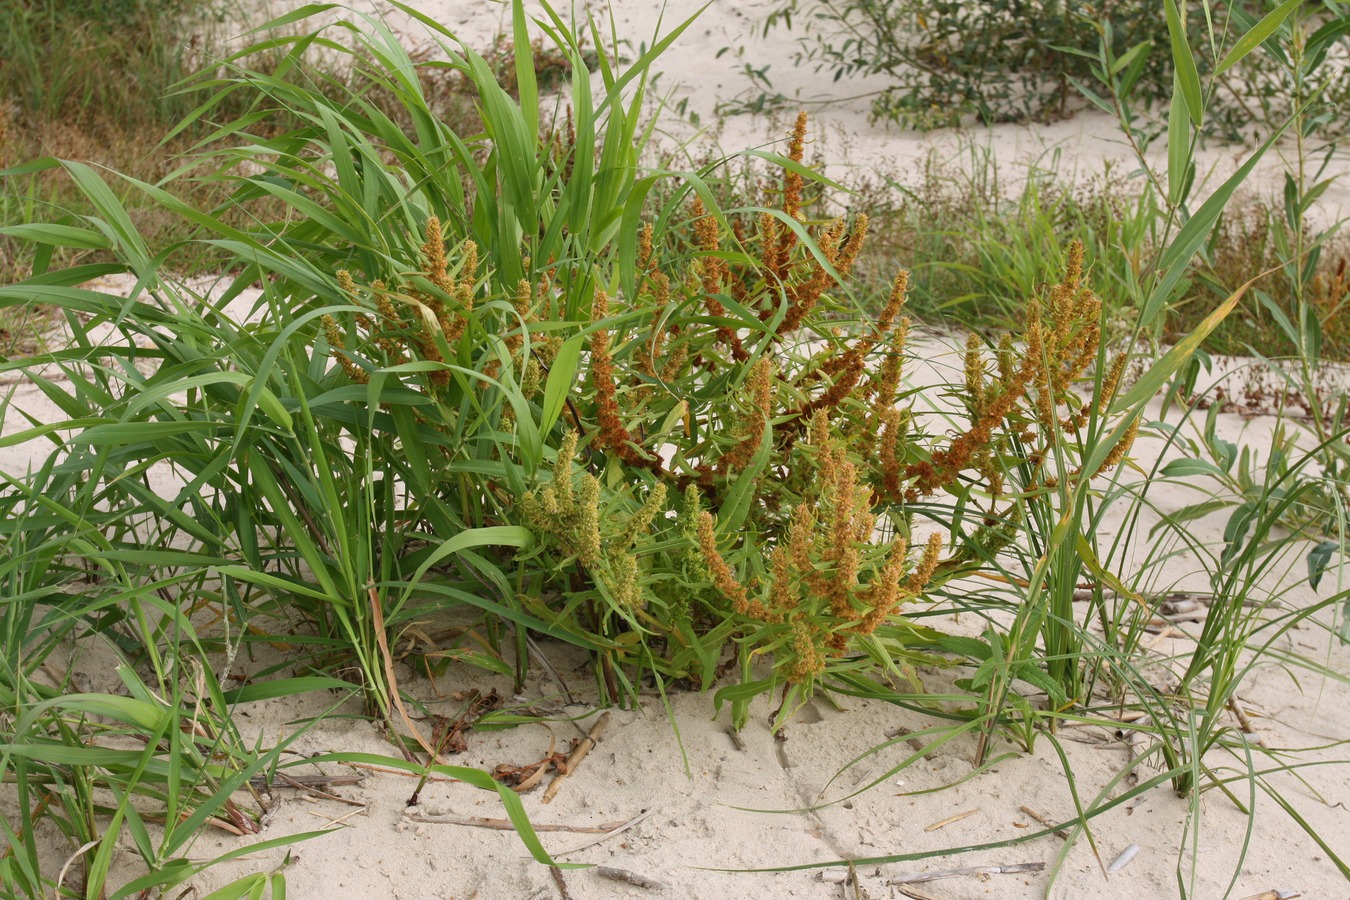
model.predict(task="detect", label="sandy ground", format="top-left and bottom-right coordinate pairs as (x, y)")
top-left (5, 1), bottom-right (1350, 898)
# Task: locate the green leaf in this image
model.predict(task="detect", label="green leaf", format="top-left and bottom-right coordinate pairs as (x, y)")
top-left (1144, 94), bottom-right (1291, 326)
top-left (714, 422), bottom-right (773, 537)
top-left (1110, 40), bottom-right (1151, 76)
top-left (294, 751), bottom-right (562, 865)
top-left (512, 0), bottom-right (540, 142)
top-left (60, 161), bottom-right (153, 276)
top-left (1221, 501), bottom-right (1259, 566)
top-left (223, 676), bottom-right (358, 705)
top-left (399, 526), bottom-right (532, 604)
top-left (1160, 458), bottom-right (1226, 479)
top-left (1164, 0), bottom-right (1203, 127)
top-left (1166, 75), bottom-right (1193, 204)
top-left (0, 223), bottom-right (112, 249)
top-left (1308, 540), bottom-right (1339, 591)
top-left (541, 334), bottom-right (582, 435)
top-left (1114, 272), bottom-right (1258, 440)
top-left (1075, 535), bottom-right (1143, 608)
top-left (1216, 0), bottom-right (1302, 75)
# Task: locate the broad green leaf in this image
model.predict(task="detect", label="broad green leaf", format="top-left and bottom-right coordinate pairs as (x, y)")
top-left (61, 161), bottom-right (153, 276)
top-left (223, 676), bottom-right (357, 705)
top-left (512, 0), bottom-right (539, 141)
top-left (0, 223), bottom-right (112, 249)
top-left (1308, 540), bottom-right (1339, 591)
top-left (1160, 458), bottom-right (1227, 479)
top-left (1216, 0), bottom-right (1302, 74)
top-left (244, 380), bottom-right (294, 434)
top-left (1164, 0), bottom-right (1203, 127)
top-left (541, 334), bottom-right (582, 434)
top-left (1110, 40), bottom-right (1151, 76)
top-left (1221, 501), bottom-right (1259, 566)
top-left (1098, 274), bottom-right (1255, 475)
top-left (1075, 535), bottom-right (1144, 607)
top-left (714, 421), bottom-right (773, 537)
top-left (1144, 96), bottom-right (1290, 325)
top-left (1166, 74), bottom-right (1192, 204)
top-left (398, 526), bottom-right (533, 608)
top-left (243, 3), bottom-right (340, 37)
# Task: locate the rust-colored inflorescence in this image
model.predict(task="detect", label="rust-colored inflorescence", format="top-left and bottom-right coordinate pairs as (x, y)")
top-left (719, 357), bottom-right (774, 473)
top-left (690, 198), bottom-right (747, 362)
top-left (590, 291), bottom-right (661, 472)
top-left (696, 511), bottom-right (774, 621)
top-left (796, 270), bottom-right (909, 424)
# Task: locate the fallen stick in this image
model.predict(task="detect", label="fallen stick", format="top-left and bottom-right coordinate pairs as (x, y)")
top-left (256, 772), bottom-right (366, 807)
top-left (310, 806), bottom-right (367, 827)
top-left (1228, 697), bottom-right (1265, 746)
top-left (1119, 723), bottom-right (1152, 784)
top-left (249, 774), bottom-right (364, 789)
top-left (542, 711), bottom-right (611, 804)
top-left (1143, 625), bottom-right (1180, 648)
top-left (895, 886), bottom-right (945, 900)
top-left (1144, 623), bottom-right (1197, 636)
top-left (923, 808), bottom-right (979, 832)
top-left (343, 762), bottom-right (458, 782)
top-left (1148, 612), bottom-right (1207, 626)
top-left (1159, 597), bottom-right (1201, 615)
top-left (1237, 891), bottom-right (1301, 900)
top-left (597, 866), bottom-right (666, 890)
top-left (1072, 589), bottom-right (1259, 608)
top-left (888, 862), bottom-right (1044, 885)
top-left (405, 813), bottom-right (627, 833)
top-left (1019, 805), bottom-right (1068, 840)
top-left (553, 807), bottom-right (657, 857)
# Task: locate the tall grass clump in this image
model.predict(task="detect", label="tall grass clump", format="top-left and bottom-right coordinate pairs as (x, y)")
top-left (842, 148), bottom-right (1350, 361)
top-left (0, 0), bottom-right (230, 284)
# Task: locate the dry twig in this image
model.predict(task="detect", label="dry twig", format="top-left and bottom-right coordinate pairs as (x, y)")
top-left (1228, 696), bottom-right (1264, 746)
top-left (553, 807), bottom-right (657, 857)
top-left (883, 725), bottom-right (934, 760)
top-left (542, 711), bottom-right (611, 804)
top-left (888, 862), bottom-right (1044, 885)
top-left (923, 808), bottom-right (978, 832)
top-left (405, 813), bottom-right (629, 833)
top-left (895, 887), bottom-right (945, 900)
top-left (596, 866), bottom-right (666, 890)
top-left (1019, 805), bottom-right (1068, 840)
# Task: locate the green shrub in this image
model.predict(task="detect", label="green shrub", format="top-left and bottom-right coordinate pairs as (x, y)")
top-left (760, 0), bottom-right (1350, 139)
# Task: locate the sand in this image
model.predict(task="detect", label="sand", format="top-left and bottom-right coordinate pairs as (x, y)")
top-left (5, 1), bottom-right (1350, 897)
